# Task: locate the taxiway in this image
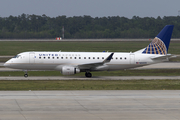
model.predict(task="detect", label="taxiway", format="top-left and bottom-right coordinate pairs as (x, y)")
top-left (0, 76), bottom-right (180, 80)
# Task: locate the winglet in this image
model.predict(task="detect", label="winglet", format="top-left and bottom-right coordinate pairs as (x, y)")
top-left (103, 53), bottom-right (114, 63)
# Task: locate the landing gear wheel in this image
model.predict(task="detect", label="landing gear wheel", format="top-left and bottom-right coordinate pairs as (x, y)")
top-left (24, 74), bottom-right (28, 78)
top-left (23, 70), bottom-right (28, 78)
top-left (85, 72), bottom-right (92, 78)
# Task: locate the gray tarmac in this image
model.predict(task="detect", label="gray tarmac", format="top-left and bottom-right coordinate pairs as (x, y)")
top-left (1, 76), bottom-right (180, 80)
top-left (0, 90), bottom-right (180, 120)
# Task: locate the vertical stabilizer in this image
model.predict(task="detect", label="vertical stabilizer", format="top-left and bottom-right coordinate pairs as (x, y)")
top-left (142, 25), bottom-right (174, 55)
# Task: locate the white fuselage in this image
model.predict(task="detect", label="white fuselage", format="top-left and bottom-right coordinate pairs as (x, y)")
top-left (4, 51), bottom-right (165, 72)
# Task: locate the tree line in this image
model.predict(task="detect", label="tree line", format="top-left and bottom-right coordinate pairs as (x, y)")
top-left (0, 13), bottom-right (180, 39)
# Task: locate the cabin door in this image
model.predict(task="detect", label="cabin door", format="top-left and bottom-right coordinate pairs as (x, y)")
top-left (130, 54), bottom-right (135, 64)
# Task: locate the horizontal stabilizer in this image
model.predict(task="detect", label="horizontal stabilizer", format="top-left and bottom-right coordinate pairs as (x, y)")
top-left (150, 54), bottom-right (175, 60)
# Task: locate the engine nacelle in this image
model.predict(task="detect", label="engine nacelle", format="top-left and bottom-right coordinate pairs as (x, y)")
top-left (61, 66), bottom-right (80, 75)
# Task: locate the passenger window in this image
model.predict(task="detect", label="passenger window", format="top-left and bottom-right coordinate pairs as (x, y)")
top-left (102, 57), bottom-right (104, 59)
top-left (125, 57), bottom-right (127, 60)
top-left (48, 57), bottom-right (50, 59)
top-left (84, 57), bottom-right (86, 59)
top-left (57, 57), bottom-right (59, 59)
top-left (79, 57), bottom-right (81, 59)
top-left (89, 57), bottom-right (90, 59)
top-left (97, 57), bottom-right (99, 59)
top-left (120, 57), bottom-right (122, 60)
top-left (61, 57), bottom-right (63, 59)
top-left (39, 57), bottom-right (41, 59)
top-left (44, 57), bottom-right (46, 59)
top-left (93, 57), bottom-right (95, 59)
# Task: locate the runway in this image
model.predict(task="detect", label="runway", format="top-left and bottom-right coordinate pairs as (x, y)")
top-left (1, 76), bottom-right (180, 80)
top-left (0, 90), bottom-right (179, 120)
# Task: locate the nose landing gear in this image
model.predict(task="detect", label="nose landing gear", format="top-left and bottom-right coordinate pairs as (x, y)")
top-left (23, 70), bottom-right (28, 78)
top-left (24, 74), bottom-right (28, 78)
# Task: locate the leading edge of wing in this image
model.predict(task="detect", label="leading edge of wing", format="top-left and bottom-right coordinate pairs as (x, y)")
top-left (78, 53), bottom-right (114, 70)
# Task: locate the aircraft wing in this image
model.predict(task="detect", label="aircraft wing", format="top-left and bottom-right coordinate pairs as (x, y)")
top-left (78, 53), bottom-right (114, 70)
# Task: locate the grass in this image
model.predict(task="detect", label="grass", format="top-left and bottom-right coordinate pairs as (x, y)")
top-left (0, 41), bottom-right (180, 56)
top-left (0, 80), bottom-right (179, 90)
top-left (0, 41), bottom-right (146, 55)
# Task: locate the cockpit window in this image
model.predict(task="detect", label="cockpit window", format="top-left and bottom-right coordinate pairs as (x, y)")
top-left (13, 55), bottom-right (21, 58)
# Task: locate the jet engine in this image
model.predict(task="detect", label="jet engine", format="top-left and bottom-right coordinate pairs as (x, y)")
top-left (61, 66), bottom-right (80, 75)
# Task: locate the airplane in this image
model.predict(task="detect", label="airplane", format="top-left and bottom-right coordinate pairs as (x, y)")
top-left (4, 25), bottom-right (174, 78)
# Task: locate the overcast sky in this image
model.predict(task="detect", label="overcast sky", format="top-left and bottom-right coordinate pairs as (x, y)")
top-left (0, 0), bottom-right (180, 18)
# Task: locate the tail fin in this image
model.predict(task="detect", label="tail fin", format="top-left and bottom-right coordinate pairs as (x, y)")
top-left (142, 25), bottom-right (174, 55)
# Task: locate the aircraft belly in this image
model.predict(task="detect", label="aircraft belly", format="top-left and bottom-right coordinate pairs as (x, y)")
top-left (28, 64), bottom-right (57, 70)
top-left (9, 63), bottom-right (58, 70)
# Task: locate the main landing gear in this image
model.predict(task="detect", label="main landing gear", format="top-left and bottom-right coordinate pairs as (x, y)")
top-left (23, 70), bottom-right (28, 78)
top-left (85, 72), bottom-right (92, 78)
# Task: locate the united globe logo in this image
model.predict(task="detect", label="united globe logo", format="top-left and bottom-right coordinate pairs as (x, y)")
top-left (142, 37), bottom-right (167, 55)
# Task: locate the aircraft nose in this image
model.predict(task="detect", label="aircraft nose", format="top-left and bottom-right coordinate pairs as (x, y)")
top-left (4, 60), bottom-right (11, 67)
